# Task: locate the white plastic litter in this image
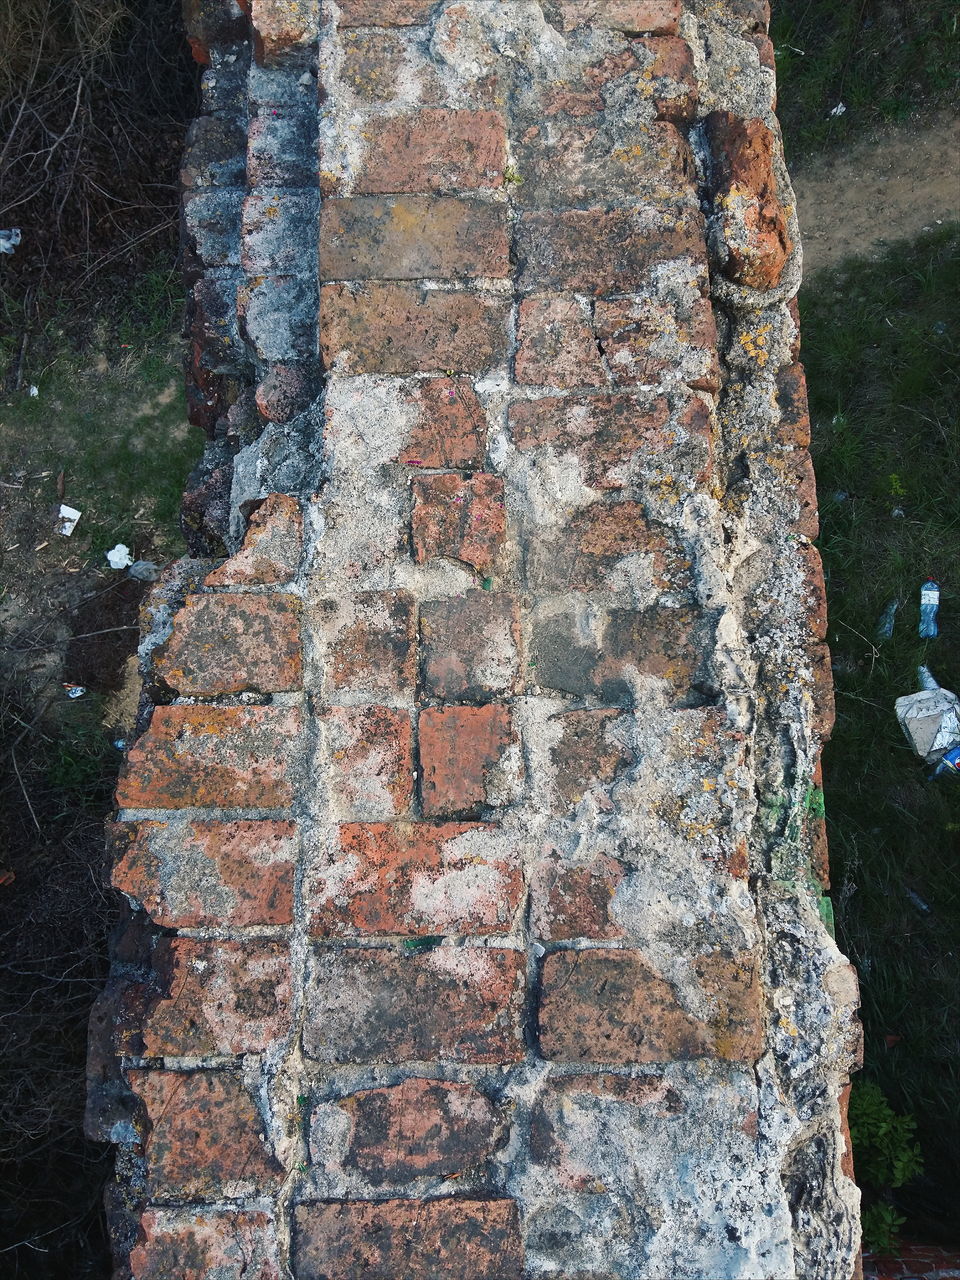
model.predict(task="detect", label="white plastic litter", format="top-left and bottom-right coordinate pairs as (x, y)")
top-left (106, 543), bottom-right (134, 569)
top-left (895, 667), bottom-right (960, 765)
top-left (27, 385), bottom-right (38, 398)
top-left (57, 504), bottom-right (82, 536)
top-left (0, 228), bottom-right (21, 254)
top-left (828, 102), bottom-right (847, 117)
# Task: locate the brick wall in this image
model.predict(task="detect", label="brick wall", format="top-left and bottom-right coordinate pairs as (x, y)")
top-left (87, 1), bottom-right (863, 1276)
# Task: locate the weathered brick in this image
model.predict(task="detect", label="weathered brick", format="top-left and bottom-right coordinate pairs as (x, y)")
top-left (557, 0), bottom-right (680, 34)
top-left (326, 706), bottom-right (414, 819)
top-left (783, 448), bottom-right (820, 539)
top-left (538, 949), bottom-right (763, 1064)
top-left (775, 361), bottom-right (811, 449)
top-left (516, 295), bottom-right (607, 389)
top-left (530, 852), bottom-right (628, 941)
top-left (397, 377), bottom-right (487, 469)
top-left (412, 473), bottom-right (506, 575)
top-left (550, 708), bottom-right (633, 808)
top-left (807, 641), bottom-right (836, 742)
top-left (527, 501), bottom-right (691, 593)
top-left (115, 706), bottom-right (301, 809)
top-left (594, 295), bottom-right (720, 392)
top-left (310, 821), bottom-right (522, 935)
top-left (320, 197), bottom-right (509, 280)
top-left (705, 112), bottom-right (794, 289)
top-left (798, 543), bottom-right (828, 640)
top-left (516, 207), bottom-right (706, 295)
top-left (205, 493), bottom-right (303, 586)
top-left (509, 393), bottom-right (683, 490)
top-left (419, 705), bottom-right (516, 818)
top-left (348, 109), bottom-right (506, 194)
top-left (242, 189), bottom-right (319, 274)
top-left (110, 819), bottom-right (297, 927)
top-left (292, 1199), bottom-right (523, 1279)
top-left (182, 0), bottom-right (248, 64)
top-left (248, 109), bottom-right (317, 187)
top-left (152, 592), bottom-right (301, 695)
top-left (135, 938), bottom-right (290, 1057)
top-left (130, 1210), bottom-right (282, 1280)
top-left (337, 1077), bottom-right (501, 1183)
top-left (255, 362), bottom-right (318, 423)
top-left (303, 946), bottom-right (525, 1062)
top-left (320, 283), bottom-right (509, 374)
top-left (634, 36), bottom-right (699, 123)
top-left (420, 590), bottom-right (521, 701)
top-left (181, 115), bottom-right (247, 191)
top-left (238, 273), bottom-right (317, 362)
top-left (250, 0), bottom-right (319, 65)
top-left (128, 1070), bottom-right (281, 1200)
top-left (340, 29), bottom-right (405, 99)
top-left (324, 590), bottom-right (415, 694)
top-left (337, 0), bottom-right (437, 25)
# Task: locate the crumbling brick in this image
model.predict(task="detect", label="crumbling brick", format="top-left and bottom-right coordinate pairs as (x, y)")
top-left (411, 473), bottom-right (506, 575)
top-left (419, 705), bottom-right (516, 817)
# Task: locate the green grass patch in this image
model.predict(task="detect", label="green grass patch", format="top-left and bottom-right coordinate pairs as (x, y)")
top-left (802, 225), bottom-right (960, 1239)
top-left (773, 0), bottom-right (959, 161)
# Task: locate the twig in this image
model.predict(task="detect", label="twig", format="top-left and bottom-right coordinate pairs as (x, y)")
top-left (10, 745), bottom-right (41, 834)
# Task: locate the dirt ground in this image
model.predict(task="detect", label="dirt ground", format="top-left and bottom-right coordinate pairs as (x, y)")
top-left (792, 112), bottom-right (960, 276)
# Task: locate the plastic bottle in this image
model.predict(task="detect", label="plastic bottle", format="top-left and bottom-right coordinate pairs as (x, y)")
top-left (919, 579), bottom-right (940, 639)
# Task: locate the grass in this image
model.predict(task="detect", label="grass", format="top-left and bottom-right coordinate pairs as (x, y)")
top-left (801, 225), bottom-right (960, 1241)
top-left (772, 0), bottom-right (959, 161)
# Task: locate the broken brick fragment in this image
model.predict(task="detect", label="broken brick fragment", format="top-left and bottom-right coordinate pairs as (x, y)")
top-left (129, 1210), bottom-right (282, 1280)
top-left (419, 705), bottom-right (516, 817)
top-left (397, 377), bottom-right (488, 469)
top-left (325, 705), bottom-right (414, 819)
top-left (412, 473), bottom-right (506, 575)
top-left (205, 493), bottom-right (303, 586)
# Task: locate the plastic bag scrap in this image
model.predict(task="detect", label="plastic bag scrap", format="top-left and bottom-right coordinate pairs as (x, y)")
top-left (62, 683), bottom-right (86, 699)
top-left (0, 228), bottom-right (21, 255)
top-left (106, 543), bottom-right (134, 569)
top-left (895, 666), bottom-right (960, 775)
top-left (57, 504), bottom-right (81, 536)
top-left (128, 559), bottom-right (161, 582)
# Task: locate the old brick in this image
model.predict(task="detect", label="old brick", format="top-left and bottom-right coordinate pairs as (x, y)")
top-left (340, 30), bottom-right (405, 99)
top-left (115, 706), bottom-right (301, 809)
top-left (538, 949), bottom-right (763, 1064)
top-left (531, 852), bottom-right (628, 941)
top-left (130, 1209), bottom-right (282, 1280)
top-left (412, 474), bottom-right (505, 575)
top-left (242, 189), bottom-right (319, 274)
top-left (798, 543), bottom-right (828, 639)
top-left (110, 819), bottom-right (297, 927)
top-left (303, 946), bottom-right (525, 1062)
top-left (528, 501), bottom-right (691, 593)
top-left (516, 207), bottom-right (706, 295)
top-left (348, 108), bottom-right (506, 195)
top-left (320, 197), bottom-right (509, 280)
top-left (238, 273), bottom-right (317, 362)
top-left (326, 590), bottom-right (416, 694)
top-left (551, 709), bottom-right (633, 807)
top-left (326, 706), bottom-right (414, 819)
top-left (128, 1070), bottom-right (281, 1200)
top-left (320, 283), bottom-right (509, 374)
top-left (808, 641), bottom-right (836, 742)
top-left (775, 361), bottom-right (811, 449)
top-left (705, 112), bottom-right (794, 289)
top-left (397, 377), bottom-right (487, 469)
top-left (205, 493), bottom-right (303, 586)
top-left (784, 448), bottom-right (820, 539)
top-left (634, 36), bottom-right (699, 123)
top-left (248, 109), bottom-right (317, 187)
top-left (251, 0), bottom-right (319, 64)
top-left (419, 705), bottom-right (516, 818)
top-left (135, 938), bottom-right (290, 1057)
top-left (516, 295), bottom-right (607, 388)
top-left (181, 115), bottom-right (247, 191)
top-left (152, 592), bottom-right (301, 695)
top-left (310, 821), bottom-right (522, 935)
top-left (338, 1078), bottom-right (501, 1183)
top-left (292, 1199), bottom-right (523, 1278)
top-left (557, 0), bottom-right (680, 34)
top-left (594, 295), bottom-right (720, 392)
top-left (182, 0), bottom-right (248, 63)
top-left (255, 362), bottom-right (317, 423)
top-left (420, 590), bottom-right (520, 702)
top-left (337, 0), bottom-right (437, 25)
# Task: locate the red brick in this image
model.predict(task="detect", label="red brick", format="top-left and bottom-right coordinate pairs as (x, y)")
top-left (516, 207), bottom-right (706, 296)
top-left (133, 938), bottom-right (290, 1057)
top-left (110, 819), bottom-right (297, 927)
top-left (750, 32), bottom-right (776, 70)
top-left (116, 706), bottom-right (301, 809)
top-left (255, 362), bottom-right (317, 423)
top-left (326, 706), bottom-right (414, 819)
top-left (775, 362), bottom-right (812, 449)
top-left (557, 0), bottom-right (680, 34)
top-left (419, 705), bottom-right (516, 818)
top-left (530, 852), bottom-right (628, 941)
top-left (303, 946), bottom-right (525, 1062)
top-left (516, 295), bottom-right (607, 388)
top-left (412, 473), bottom-right (505, 575)
top-left (128, 1070), bottom-right (282, 1200)
top-left (152, 592), bottom-right (301, 695)
top-left (130, 1210), bottom-right (282, 1280)
top-left (250, 0), bottom-right (318, 64)
top-left (338, 1078), bottom-right (501, 1183)
top-left (397, 377), bottom-right (487, 469)
top-left (538, 949), bottom-right (763, 1064)
top-left (205, 493), bottom-right (303, 586)
top-left (292, 1199), bottom-right (523, 1279)
top-left (635, 36), bottom-right (699, 123)
top-left (310, 821), bottom-right (522, 936)
top-left (338, 0), bottom-right (437, 26)
top-left (320, 197), bottom-right (509, 280)
top-left (550, 708), bottom-right (633, 808)
top-left (320, 283), bottom-right (509, 375)
top-left (705, 112), bottom-right (794, 289)
top-left (340, 30), bottom-right (405, 99)
top-left (808, 641), bottom-right (836, 742)
top-left (594, 295), bottom-right (720, 392)
top-left (182, 0), bottom-right (248, 62)
top-left (348, 109), bottom-right (506, 194)
top-left (798, 543), bottom-right (828, 639)
top-left (420, 590), bottom-right (521, 701)
top-left (325, 590), bottom-right (416, 694)
top-left (785, 448), bottom-right (820, 539)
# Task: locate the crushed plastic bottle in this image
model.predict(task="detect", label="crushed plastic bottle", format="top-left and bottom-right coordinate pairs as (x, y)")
top-left (876, 598), bottom-right (900, 640)
top-left (919, 579), bottom-right (940, 639)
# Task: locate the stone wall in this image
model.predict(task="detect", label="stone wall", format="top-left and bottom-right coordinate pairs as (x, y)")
top-left (86, 1), bottom-right (863, 1276)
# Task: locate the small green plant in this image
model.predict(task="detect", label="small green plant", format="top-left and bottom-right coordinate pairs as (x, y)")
top-left (861, 1202), bottom-right (907, 1256)
top-left (848, 1080), bottom-right (924, 1251)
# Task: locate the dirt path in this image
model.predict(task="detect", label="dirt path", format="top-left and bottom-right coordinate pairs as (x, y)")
top-left (792, 113), bottom-right (960, 277)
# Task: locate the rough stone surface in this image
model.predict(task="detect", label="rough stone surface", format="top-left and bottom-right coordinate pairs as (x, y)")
top-left (92, 2), bottom-right (861, 1276)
